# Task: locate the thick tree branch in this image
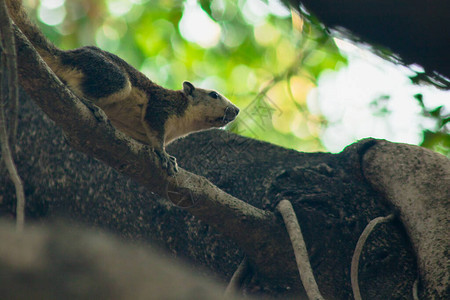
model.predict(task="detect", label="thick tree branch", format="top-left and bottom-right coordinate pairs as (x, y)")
top-left (12, 24), bottom-right (299, 283)
top-left (362, 141), bottom-right (450, 299)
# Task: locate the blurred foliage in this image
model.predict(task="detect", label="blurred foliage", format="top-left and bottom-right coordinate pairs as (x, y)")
top-left (414, 93), bottom-right (450, 156)
top-left (23, 0), bottom-right (448, 155)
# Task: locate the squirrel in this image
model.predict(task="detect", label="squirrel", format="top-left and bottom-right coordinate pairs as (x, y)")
top-left (6, 0), bottom-right (239, 176)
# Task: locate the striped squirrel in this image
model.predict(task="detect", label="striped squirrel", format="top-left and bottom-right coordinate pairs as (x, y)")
top-left (6, 0), bottom-right (239, 175)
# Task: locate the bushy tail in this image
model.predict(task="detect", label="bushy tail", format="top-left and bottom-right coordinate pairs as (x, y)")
top-left (6, 0), bottom-right (61, 57)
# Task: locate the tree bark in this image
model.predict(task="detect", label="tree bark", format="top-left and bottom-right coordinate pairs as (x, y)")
top-left (0, 14), bottom-right (448, 300)
top-left (362, 141), bottom-right (450, 299)
top-left (3, 86), bottom-right (434, 298)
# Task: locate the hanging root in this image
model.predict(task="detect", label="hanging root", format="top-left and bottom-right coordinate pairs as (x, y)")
top-left (277, 199), bottom-right (325, 300)
top-left (351, 214), bottom-right (395, 300)
top-left (224, 257), bottom-right (251, 297)
top-left (0, 0), bottom-right (25, 232)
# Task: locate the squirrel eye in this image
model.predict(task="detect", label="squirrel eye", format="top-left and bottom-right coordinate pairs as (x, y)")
top-left (209, 91), bottom-right (219, 99)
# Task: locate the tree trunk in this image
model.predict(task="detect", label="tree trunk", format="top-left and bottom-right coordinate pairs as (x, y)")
top-left (2, 88), bottom-right (448, 298)
top-left (0, 11), bottom-right (448, 299)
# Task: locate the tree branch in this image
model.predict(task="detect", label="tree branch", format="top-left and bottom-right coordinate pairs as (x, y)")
top-left (362, 141), bottom-right (450, 299)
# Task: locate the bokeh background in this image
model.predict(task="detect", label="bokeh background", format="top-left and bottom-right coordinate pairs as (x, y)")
top-left (23, 0), bottom-right (449, 155)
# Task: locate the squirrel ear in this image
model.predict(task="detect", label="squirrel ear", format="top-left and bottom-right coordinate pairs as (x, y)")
top-left (183, 81), bottom-right (195, 95)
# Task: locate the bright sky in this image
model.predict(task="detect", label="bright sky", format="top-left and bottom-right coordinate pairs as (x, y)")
top-left (179, 0), bottom-right (222, 48)
top-left (38, 0), bottom-right (66, 25)
top-left (308, 39), bottom-right (450, 152)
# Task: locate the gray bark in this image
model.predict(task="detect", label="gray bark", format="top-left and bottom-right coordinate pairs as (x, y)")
top-left (0, 12), bottom-right (448, 300)
top-left (363, 142), bottom-right (450, 299)
top-left (3, 87), bottom-right (441, 298)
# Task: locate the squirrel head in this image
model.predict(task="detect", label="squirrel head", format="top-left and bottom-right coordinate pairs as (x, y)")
top-left (163, 81), bottom-right (240, 144)
top-left (182, 81), bottom-right (239, 128)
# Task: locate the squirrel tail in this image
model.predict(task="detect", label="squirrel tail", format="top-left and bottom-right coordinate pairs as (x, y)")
top-left (6, 0), bottom-right (61, 57)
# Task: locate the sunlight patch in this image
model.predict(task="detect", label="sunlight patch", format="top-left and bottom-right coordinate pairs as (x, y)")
top-left (179, 0), bottom-right (222, 48)
top-left (107, 0), bottom-right (133, 17)
top-left (41, 0), bottom-right (65, 9)
top-left (308, 40), bottom-right (450, 152)
top-left (38, 2), bottom-right (66, 26)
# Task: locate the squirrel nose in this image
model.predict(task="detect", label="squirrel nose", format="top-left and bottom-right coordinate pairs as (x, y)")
top-left (225, 106), bottom-right (239, 120)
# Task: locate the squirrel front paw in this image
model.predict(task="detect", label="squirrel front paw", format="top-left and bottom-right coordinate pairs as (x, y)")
top-left (80, 98), bottom-right (109, 123)
top-left (155, 149), bottom-right (178, 176)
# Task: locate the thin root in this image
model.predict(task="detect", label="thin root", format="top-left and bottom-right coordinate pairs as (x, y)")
top-left (277, 199), bottom-right (325, 300)
top-left (350, 214), bottom-right (395, 300)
